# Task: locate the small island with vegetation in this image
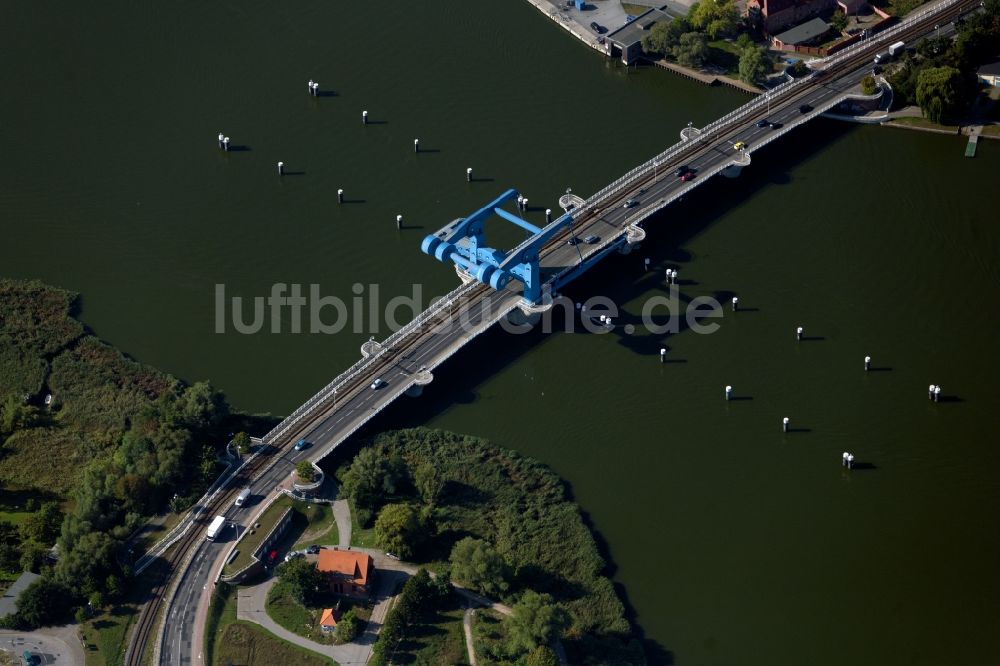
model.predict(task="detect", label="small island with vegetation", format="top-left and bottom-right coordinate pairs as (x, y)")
top-left (335, 428), bottom-right (645, 665)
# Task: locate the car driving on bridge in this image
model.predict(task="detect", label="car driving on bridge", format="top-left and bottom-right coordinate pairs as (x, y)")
top-left (680, 172), bottom-right (696, 182)
top-left (674, 166), bottom-right (689, 177)
top-left (371, 378), bottom-right (386, 390)
top-left (623, 199), bottom-right (637, 208)
top-left (733, 141), bottom-right (746, 151)
top-left (294, 439), bottom-right (308, 451)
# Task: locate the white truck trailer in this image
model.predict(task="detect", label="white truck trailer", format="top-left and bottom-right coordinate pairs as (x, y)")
top-left (206, 514), bottom-right (226, 541)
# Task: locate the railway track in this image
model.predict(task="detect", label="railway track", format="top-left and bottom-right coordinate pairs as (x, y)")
top-left (124, 2), bottom-right (981, 663)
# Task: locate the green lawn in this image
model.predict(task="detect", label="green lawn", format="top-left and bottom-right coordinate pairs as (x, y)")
top-left (707, 40), bottom-right (741, 75)
top-left (80, 603), bottom-right (139, 666)
top-left (391, 594), bottom-right (469, 666)
top-left (887, 116), bottom-right (960, 132)
top-left (0, 488), bottom-right (62, 525)
top-left (205, 583), bottom-right (238, 666)
top-left (471, 609), bottom-right (509, 666)
top-left (214, 621), bottom-right (337, 666)
top-left (348, 498), bottom-right (376, 548)
top-left (292, 503), bottom-right (337, 549)
top-left (266, 580), bottom-right (373, 644)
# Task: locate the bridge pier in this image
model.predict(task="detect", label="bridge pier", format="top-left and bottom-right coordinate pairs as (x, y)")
top-left (405, 368), bottom-right (434, 397)
top-left (680, 125), bottom-right (703, 141)
top-left (360, 336), bottom-right (383, 358)
top-left (722, 150), bottom-right (752, 178)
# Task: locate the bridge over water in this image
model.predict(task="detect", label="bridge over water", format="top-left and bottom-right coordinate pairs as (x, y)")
top-left (136, 1), bottom-right (983, 663)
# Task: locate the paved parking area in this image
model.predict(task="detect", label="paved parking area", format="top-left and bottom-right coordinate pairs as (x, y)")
top-left (0, 626), bottom-right (84, 666)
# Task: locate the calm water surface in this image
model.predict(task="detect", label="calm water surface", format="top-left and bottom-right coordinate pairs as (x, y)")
top-left (2, 2), bottom-right (998, 664)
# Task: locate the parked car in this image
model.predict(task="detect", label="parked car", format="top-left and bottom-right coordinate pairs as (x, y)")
top-left (284, 550), bottom-right (304, 563)
top-left (680, 172), bottom-right (696, 182)
top-left (370, 378), bottom-right (386, 390)
top-left (584, 235), bottom-right (599, 244)
top-left (590, 21), bottom-right (605, 33)
top-left (266, 549), bottom-right (278, 565)
top-left (306, 544), bottom-right (321, 554)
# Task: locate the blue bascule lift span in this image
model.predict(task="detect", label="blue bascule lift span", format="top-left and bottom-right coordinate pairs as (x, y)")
top-left (420, 189), bottom-right (573, 305)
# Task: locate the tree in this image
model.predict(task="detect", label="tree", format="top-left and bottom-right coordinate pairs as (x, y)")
top-left (735, 32), bottom-right (752, 50)
top-left (504, 591), bottom-right (570, 655)
top-left (296, 460), bottom-right (315, 483)
top-left (19, 540), bottom-right (47, 573)
top-left (12, 577), bottom-right (73, 629)
top-left (176, 381), bottom-right (227, 433)
top-left (275, 557), bottom-right (323, 605)
top-left (54, 531), bottom-right (119, 596)
top-left (233, 431), bottom-right (251, 455)
top-left (333, 608), bottom-right (362, 643)
top-left (525, 646), bottom-right (560, 666)
top-left (374, 503), bottom-right (422, 559)
top-left (339, 448), bottom-right (407, 524)
top-left (790, 60), bottom-right (809, 77)
top-left (861, 75), bottom-right (877, 95)
top-left (449, 537), bottom-right (508, 597)
top-left (916, 66), bottom-right (966, 124)
top-left (0, 520), bottom-right (22, 572)
top-left (673, 32), bottom-right (709, 69)
top-left (738, 45), bottom-right (770, 85)
top-left (830, 9), bottom-right (848, 33)
top-left (413, 463), bottom-right (444, 506)
top-left (641, 18), bottom-right (692, 57)
top-left (690, 0), bottom-right (740, 39)
top-left (88, 590), bottom-right (104, 610)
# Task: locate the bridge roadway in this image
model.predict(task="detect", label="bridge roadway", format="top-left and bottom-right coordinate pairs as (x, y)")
top-left (143, 1), bottom-right (980, 663)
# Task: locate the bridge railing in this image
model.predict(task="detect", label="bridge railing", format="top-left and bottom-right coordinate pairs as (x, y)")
top-left (576, 0), bottom-right (961, 215)
top-left (261, 281), bottom-right (475, 447)
top-left (262, 0), bottom-right (964, 451)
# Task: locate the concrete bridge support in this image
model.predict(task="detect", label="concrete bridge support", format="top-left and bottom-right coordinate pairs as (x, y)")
top-left (722, 151), bottom-right (752, 178)
top-left (405, 368), bottom-right (434, 397)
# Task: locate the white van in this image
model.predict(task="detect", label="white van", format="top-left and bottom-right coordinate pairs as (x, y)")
top-left (234, 487), bottom-right (251, 508)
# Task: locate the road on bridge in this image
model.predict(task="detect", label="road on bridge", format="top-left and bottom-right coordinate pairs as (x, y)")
top-left (134, 1), bottom-right (982, 663)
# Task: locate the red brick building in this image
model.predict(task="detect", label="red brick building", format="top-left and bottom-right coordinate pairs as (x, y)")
top-left (747, 0), bottom-right (837, 34)
top-left (316, 549), bottom-right (374, 598)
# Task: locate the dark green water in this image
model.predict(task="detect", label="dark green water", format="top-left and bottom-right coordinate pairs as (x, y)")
top-left (2, 2), bottom-right (998, 664)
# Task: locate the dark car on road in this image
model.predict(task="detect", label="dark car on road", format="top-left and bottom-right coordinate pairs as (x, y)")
top-left (584, 235), bottom-right (599, 244)
top-left (756, 119), bottom-right (770, 128)
top-left (674, 166), bottom-right (689, 177)
top-left (799, 103), bottom-right (813, 114)
top-left (567, 236), bottom-right (581, 246)
top-left (590, 21), bottom-right (605, 33)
